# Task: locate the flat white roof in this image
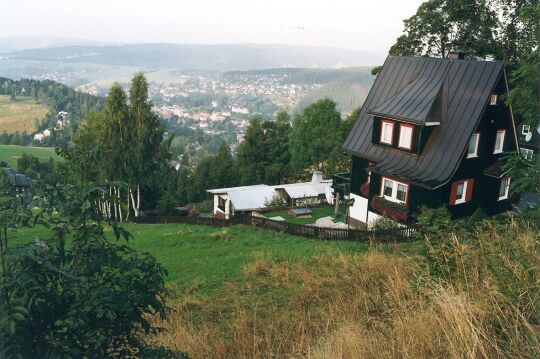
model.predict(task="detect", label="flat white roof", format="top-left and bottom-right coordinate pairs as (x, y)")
top-left (207, 179), bottom-right (332, 211)
top-left (277, 182), bottom-right (330, 199)
top-left (228, 185), bottom-right (277, 211)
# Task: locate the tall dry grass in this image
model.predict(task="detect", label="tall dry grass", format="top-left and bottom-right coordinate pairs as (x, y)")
top-left (148, 217), bottom-right (540, 358)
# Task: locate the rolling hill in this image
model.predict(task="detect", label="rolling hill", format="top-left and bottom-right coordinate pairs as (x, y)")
top-left (0, 95), bottom-right (49, 133)
top-left (1, 43), bottom-right (385, 71)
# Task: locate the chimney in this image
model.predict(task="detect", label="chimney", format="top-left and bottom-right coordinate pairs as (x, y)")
top-left (447, 51), bottom-right (466, 60)
top-left (311, 170), bottom-right (323, 183)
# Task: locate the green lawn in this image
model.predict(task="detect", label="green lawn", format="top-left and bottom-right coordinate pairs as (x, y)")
top-left (263, 205), bottom-right (347, 224)
top-left (10, 222), bottom-right (372, 296)
top-left (0, 144), bottom-right (59, 168)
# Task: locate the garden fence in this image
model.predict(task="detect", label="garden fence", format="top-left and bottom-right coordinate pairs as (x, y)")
top-left (132, 214), bottom-right (417, 243)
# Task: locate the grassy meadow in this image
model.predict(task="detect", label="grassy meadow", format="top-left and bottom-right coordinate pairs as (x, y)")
top-left (0, 144), bottom-right (59, 168)
top-left (0, 95), bottom-right (49, 133)
top-left (10, 215), bottom-right (539, 358)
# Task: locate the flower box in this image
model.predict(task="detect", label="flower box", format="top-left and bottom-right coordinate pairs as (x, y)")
top-left (370, 196), bottom-right (408, 222)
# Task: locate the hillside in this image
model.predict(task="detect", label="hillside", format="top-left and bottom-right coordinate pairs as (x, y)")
top-left (0, 144), bottom-right (59, 168)
top-left (0, 95), bottom-right (48, 133)
top-left (1, 43), bottom-right (385, 71)
top-left (11, 217), bottom-right (539, 358)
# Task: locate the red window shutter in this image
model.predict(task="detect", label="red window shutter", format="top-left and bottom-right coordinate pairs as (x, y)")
top-left (449, 181), bottom-right (458, 205)
top-left (465, 179), bottom-right (474, 201)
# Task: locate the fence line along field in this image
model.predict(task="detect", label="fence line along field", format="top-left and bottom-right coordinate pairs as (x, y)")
top-left (0, 95), bottom-right (49, 133)
top-left (0, 144), bottom-right (59, 168)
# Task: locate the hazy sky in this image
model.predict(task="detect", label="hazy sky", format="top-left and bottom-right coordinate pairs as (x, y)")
top-left (0, 0), bottom-right (424, 50)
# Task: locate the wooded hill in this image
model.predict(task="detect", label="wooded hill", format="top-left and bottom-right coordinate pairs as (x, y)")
top-left (0, 77), bottom-right (103, 135)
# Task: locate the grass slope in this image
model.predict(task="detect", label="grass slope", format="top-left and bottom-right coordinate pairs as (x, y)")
top-left (0, 144), bottom-right (59, 168)
top-left (11, 222), bottom-right (372, 295)
top-left (0, 95), bottom-right (48, 133)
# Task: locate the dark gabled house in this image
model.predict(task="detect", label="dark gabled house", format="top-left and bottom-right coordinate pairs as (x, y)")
top-left (337, 53), bottom-right (520, 226)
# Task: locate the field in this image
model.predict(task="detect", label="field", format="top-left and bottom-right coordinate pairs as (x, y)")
top-left (0, 144), bottom-right (59, 168)
top-left (9, 216), bottom-right (540, 358)
top-left (0, 95), bottom-right (49, 133)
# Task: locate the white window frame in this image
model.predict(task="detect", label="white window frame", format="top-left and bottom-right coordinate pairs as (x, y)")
top-left (490, 94), bottom-right (498, 105)
top-left (522, 125), bottom-right (531, 135)
top-left (380, 120), bottom-right (394, 145)
top-left (380, 177), bottom-right (408, 204)
top-left (398, 124), bottom-right (414, 150)
top-left (455, 180), bottom-right (468, 204)
top-left (520, 148), bottom-right (534, 160)
top-left (467, 133), bottom-right (480, 158)
top-left (493, 129), bottom-right (505, 154)
top-left (498, 177), bottom-right (511, 201)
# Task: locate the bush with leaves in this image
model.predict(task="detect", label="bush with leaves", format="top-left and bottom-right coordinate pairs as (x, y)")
top-left (0, 181), bottom-right (172, 358)
top-left (415, 205), bottom-right (453, 240)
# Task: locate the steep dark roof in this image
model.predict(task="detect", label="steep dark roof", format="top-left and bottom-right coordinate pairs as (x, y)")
top-left (342, 56), bottom-right (504, 189)
top-left (368, 66), bottom-right (447, 124)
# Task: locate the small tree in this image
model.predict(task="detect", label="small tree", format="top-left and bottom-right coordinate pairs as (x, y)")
top-left (0, 179), bottom-right (170, 357)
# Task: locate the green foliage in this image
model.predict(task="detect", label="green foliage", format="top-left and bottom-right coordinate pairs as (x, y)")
top-left (415, 205), bottom-right (453, 239)
top-left (237, 116), bottom-right (292, 185)
top-left (369, 216), bottom-right (401, 230)
top-left (505, 152), bottom-right (540, 193)
top-left (157, 190), bottom-right (179, 215)
top-left (467, 207), bottom-right (487, 226)
top-left (74, 74), bottom-right (171, 216)
top-left (508, 49), bottom-right (540, 127)
top-left (289, 99), bottom-right (344, 175)
top-left (389, 0), bottom-right (499, 59)
top-left (0, 180), bottom-right (169, 357)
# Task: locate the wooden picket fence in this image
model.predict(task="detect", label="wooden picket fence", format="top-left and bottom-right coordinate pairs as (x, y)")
top-left (132, 213), bottom-right (417, 243)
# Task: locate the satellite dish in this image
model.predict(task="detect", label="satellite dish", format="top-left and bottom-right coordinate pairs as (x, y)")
top-left (525, 132), bottom-right (533, 142)
top-left (537, 125), bottom-right (540, 135)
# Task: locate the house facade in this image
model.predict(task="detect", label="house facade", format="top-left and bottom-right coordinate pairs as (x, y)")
top-left (337, 54), bottom-right (519, 226)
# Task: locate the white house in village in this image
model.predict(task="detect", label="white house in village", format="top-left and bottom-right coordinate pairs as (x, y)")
top-left (207, 171), bottom-right (334, 219)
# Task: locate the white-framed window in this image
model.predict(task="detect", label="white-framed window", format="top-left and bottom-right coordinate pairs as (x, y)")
top-left (467, 133), bottom-right (480, 158)
top-left (520, 148), bottom-right (534, 160)
top-left (494, 129), bottom-right (505, 154)
top-left (450, 178), bottom-right (474, 205)
top-left (381, 177), bottom-right (408, 204)
top-left (380, 120), bottom-right (394, 145)
top-left (455, 181), bottom-right (467, 204)
top-left (522, 125), bottom-right (531, 135)
top-left (398, 124), bottom-right (414, 150)
top-left (498, 177), bottom-right (511, 200)
top-left (490, 93), bottom-right (498, 105)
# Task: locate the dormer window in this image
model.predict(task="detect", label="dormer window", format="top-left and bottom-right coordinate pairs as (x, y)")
top-left (494, 129), bottom-right (505, 154)
top-left (490, 93), bottom-right (498, 105)
top-left (380, 120), bottom-right (394, 145)
top-left (398, 124), bottom-right (414, 150)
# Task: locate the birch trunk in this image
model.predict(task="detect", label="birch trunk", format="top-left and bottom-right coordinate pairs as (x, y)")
top-left (136, 184), bottom-right (141, 216)
top-left (117, 187), bottom-right (123, 223)
top-left (126, 186), bottom-right (131, 221)
top-left (130, 189), bottom-right (139, 218)
top-left (113, 187), bottom-right (118, 221)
